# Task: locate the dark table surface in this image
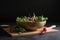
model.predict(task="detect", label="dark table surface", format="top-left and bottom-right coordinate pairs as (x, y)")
top-left (0, 22), bottom-right (60, 40)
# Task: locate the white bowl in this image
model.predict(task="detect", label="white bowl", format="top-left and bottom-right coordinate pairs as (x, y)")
top-left (37, 21), bottom-right (46, 27)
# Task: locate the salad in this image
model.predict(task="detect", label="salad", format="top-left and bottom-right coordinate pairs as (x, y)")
top-left (16, 14), bottom-right (48, 22)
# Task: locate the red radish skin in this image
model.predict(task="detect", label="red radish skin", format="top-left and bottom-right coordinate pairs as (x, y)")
top-left (28, 18), bottom-right (33, 20)
top-left (40, 28), bottom-right (47, 35)
top-left (28, 17), bottom-right (35, 21)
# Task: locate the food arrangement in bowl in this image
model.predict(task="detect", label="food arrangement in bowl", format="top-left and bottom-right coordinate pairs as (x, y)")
top-left (1, 13), bottom-right (58, 37)
top-left (16, 14), bottom-right (48, 31)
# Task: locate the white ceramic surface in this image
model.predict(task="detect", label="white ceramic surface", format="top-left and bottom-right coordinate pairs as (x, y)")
top-left (37, 21), bottom-right (46, 27)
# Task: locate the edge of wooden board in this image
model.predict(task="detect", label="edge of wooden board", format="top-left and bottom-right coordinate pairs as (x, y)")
top-left (2, 27), bottom-right (59, 37)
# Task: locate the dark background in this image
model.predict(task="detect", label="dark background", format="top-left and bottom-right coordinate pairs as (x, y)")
top-left (0, 0), bottom-right (60, 23)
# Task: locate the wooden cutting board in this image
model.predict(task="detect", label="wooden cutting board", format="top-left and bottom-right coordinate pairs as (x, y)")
top-left (2, 27), bottom-right (58, 37)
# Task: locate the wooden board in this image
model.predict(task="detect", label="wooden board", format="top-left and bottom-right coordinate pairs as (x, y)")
top-left (2, 27), bottom-right (58, 37)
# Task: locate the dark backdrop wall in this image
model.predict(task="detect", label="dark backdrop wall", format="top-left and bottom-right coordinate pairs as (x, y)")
top-left (0, 0), bottom-right (60, 23)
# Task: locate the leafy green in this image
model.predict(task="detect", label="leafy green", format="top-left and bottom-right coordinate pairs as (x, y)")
top-left (38, 16), bottom-right (48, 22)
top-left (10, 26), bottom-right (16, 32)
top-left (16, 15), bottom-right (48, 22)
top-left (10, 25), bottom-right (26, 33)
top-left (15, 26), bottom-right (26, 33)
